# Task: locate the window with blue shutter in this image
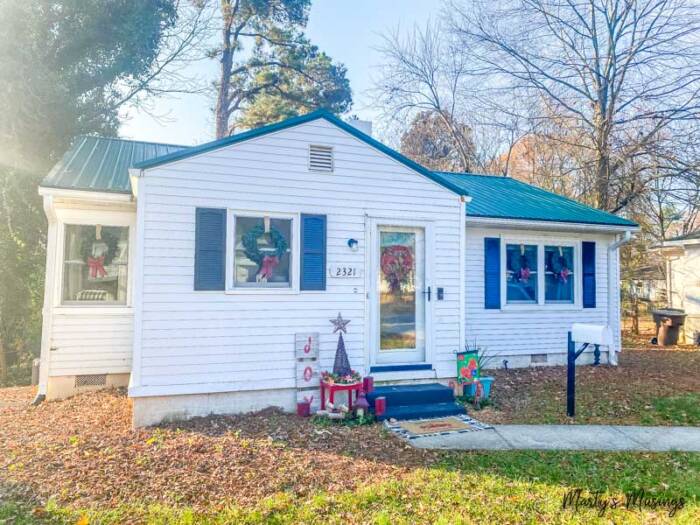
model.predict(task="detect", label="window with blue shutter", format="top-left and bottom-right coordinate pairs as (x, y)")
top-left (194, 208), bottom-right (226, 290)
top-left (300, 214), bottom-right (326, 291)
top-left (484, 237), bottom-right (501, 309)
top-left (582, 241), bottom-right (596, 308)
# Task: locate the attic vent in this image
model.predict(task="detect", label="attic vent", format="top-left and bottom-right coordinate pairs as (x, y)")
top-left (309, 145), bottom-right (333, 172)
top-left (75, 374), bottom-right (107, 388)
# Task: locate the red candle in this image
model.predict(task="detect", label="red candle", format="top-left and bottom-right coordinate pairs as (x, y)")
top-left (374, 396), bottom-right (386, 417)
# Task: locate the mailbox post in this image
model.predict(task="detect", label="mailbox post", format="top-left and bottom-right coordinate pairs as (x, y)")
top-left (567, 324), bottom-right (612, 418)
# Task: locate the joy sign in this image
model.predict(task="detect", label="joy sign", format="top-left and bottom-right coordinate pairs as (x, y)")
top-left (295, 333), bottom-right (319, 359)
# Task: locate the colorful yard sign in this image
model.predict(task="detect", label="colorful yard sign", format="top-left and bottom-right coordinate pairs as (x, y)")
top-left (457, 351), bottom-right (480, 384)
top-left (295, 333), bottom-right (319, 359)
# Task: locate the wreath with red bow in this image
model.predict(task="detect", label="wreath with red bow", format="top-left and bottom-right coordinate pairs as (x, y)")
top-left (381, 245), bottom-right (414, 292)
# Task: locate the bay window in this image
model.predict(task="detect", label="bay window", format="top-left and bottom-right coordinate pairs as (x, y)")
top-left (62, 224), bottom-right (129, 304)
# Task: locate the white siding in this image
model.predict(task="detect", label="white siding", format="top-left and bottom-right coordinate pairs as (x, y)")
top-left (49, 312), bottom-right (133, 376)
top-left (465, 226), bottom-right (619, 363)
top-left (134, 119), bottom-right (463, 396)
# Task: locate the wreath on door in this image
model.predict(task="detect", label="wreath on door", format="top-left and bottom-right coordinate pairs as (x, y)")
top-left (242, 224), bottom-right (288, 280)
top-left (381, 245), bottom-right (414, 293)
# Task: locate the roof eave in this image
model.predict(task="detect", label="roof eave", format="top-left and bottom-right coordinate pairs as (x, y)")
top-left (132, 109), bottom-right (469, 198)
top-left (464, 215), bottom-right (639, 232)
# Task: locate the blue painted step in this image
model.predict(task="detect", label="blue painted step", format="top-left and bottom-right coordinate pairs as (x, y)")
top-left (367, 383), bottom-right (455, 407)
top-left (378, 401), bottom-right (466, 422)
top-left (366, 383), bottom-right (467, 421)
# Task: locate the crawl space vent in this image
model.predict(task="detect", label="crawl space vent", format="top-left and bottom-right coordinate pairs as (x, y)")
top-left (75, 374), bottom-right (107, 388)
top-left (308, 145), bottom-right (334, 172)
top-left (530, 354), bottom-right (548, 364)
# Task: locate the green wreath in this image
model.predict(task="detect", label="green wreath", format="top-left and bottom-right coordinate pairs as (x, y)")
top-left (242, 224), bottom-right (288, 266)
top-left (79, 227), bottom-right (121, 265)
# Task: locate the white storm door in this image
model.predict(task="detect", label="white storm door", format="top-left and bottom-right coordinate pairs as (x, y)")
top-left (372, 224), bottom-right (428, 364)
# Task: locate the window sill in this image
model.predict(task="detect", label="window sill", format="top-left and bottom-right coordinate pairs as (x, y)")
top-left (224, 288), bottom-right (300, 296)
top-left (499, 303), bottom-right (583, 312)
top-left (53, 305), bottom-right (133, 315)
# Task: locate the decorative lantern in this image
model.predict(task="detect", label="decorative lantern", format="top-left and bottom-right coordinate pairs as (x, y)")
top-left (355, 391), bottom-right (370, 418)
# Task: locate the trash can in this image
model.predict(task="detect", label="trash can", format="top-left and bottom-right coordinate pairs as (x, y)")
top-left (652, 309), bottom-right (687, 346)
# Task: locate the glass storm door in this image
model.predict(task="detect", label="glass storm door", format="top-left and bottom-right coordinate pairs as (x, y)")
top-left (374, 226), bottom-right (426, 364)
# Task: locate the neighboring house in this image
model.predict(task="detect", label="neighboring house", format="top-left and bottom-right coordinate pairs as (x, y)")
top-left (623, 264), bottom-right (666, 303)
top-left (653, 231), bottom-right (700, 343)
top-left (37, 110), bottom-right (638, 426)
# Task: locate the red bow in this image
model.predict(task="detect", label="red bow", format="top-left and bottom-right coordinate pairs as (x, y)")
top-left (87, 256), bottom-right (107, 278)
top-left (257, 255), bottom-right (279, 280)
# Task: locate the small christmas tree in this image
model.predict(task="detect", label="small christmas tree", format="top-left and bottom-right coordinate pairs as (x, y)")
top-left (333, 333), bottom-right (352, 377)
top-left (329, 312), bottom-right (353, 378)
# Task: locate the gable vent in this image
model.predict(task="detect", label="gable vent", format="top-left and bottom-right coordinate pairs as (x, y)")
top-left (309, 145), bottom-right (334, 172)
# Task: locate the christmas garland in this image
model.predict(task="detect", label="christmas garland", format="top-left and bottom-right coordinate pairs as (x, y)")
top-left (242, 224), bottom-right (288, 266)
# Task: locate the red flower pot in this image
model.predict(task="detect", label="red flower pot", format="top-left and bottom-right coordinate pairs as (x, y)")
top-left (296, 401), bottom-right (311, 417)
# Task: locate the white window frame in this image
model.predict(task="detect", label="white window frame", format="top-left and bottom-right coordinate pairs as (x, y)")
top-left (500, 236), bottom-right (582, 311)
top-left (225, 209), bottom-right (300, 294)
top-left (54, 210), bottom-right (135, 312)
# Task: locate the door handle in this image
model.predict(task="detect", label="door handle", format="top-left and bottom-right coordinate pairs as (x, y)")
top-left (423, 286), bottom-right (431, 301)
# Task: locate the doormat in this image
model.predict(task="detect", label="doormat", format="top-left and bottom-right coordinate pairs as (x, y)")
top-left (385, 415), bottom-right (493, 440)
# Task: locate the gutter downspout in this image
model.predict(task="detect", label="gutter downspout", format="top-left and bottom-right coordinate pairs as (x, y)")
top-left (607, 230), bottom-right (633, 365)
top-left (34, 194), bottom-right (58, 405)
top-left (459, 195), bottom-right (471, 352)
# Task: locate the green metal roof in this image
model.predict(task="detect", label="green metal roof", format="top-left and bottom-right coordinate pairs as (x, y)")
top-left (431, 171), bottom-right (637, 227)
top-left (42, 111), bottom-right (637, 228)
top-left (41, 135), bottom-right (187, 193)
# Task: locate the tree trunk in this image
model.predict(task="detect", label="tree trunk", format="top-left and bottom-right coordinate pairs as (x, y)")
top-left (215, 1), bottom-right (235, 139)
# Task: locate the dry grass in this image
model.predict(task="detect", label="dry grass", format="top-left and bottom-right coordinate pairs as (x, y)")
top-left (475, 349), bottom-right (700, 425)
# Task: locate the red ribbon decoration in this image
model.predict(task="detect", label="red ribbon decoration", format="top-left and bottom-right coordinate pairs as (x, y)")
top-left (559, 267), bottom-right (570, 283)
top-left (87, 256), bottom-right (107, 278)
top-left (257, 255), bottom-right (279, 280)
top-left (518, 266), bottom-right (531, 283)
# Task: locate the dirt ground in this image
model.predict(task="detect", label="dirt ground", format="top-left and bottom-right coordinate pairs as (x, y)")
top-left (476, 349), bottom-right (700, 425)
top-left (1, 349), bottom-right (698, 511)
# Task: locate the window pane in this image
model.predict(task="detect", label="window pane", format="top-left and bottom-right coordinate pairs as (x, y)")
top-left (545, 245), bottom-right (574, 303)
top-left (62, 225), bottom-right (129, 303)
top-left (506, 244), bottom-right (538, 304)
top-left (234, 216), bottom-right (292, 287)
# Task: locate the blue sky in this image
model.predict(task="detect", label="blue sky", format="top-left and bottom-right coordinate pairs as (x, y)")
top-left (120, 1), bottom-right (439, 146)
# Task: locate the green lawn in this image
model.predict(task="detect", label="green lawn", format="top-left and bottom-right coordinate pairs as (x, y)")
top-left (3, 451), bottom-right (699, 524)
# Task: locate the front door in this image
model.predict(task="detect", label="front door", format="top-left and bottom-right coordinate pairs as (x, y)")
top-left (372, 224), bottom-right (428, 365)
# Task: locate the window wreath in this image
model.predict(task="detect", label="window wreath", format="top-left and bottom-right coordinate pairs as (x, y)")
top-left (242, 224), bottom-right (289, 281)
top-left (78, 226), bottom-right (121, 279)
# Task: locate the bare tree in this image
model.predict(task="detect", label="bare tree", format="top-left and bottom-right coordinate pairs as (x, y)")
top-left (373, 21), bottom-right (478, 171)
top-left (448, 0), bottom-right (700, 212)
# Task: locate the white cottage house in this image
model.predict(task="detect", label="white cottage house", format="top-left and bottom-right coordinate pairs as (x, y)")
top-left (37, 110), bottom-right (638, 426)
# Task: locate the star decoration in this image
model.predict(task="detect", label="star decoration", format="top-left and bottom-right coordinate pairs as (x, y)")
top-left (330, 312), bottom-right (350, 334)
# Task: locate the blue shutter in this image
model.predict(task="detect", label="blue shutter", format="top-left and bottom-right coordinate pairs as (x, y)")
top-left (194, 208), bottom-right (226, 291)
top-left (484, 237), bottom-right (501, 309)
top-left (582, 241), bottom-right (596, 308)
top-left (300, 214), bottom-right (326, 291)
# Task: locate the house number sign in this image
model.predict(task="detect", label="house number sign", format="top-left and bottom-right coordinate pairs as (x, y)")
top-left (328, 265), bottom-right (361, 278)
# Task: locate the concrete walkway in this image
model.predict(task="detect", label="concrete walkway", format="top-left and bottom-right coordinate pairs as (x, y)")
top-left (409, 425), bottom-right (700, 451)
